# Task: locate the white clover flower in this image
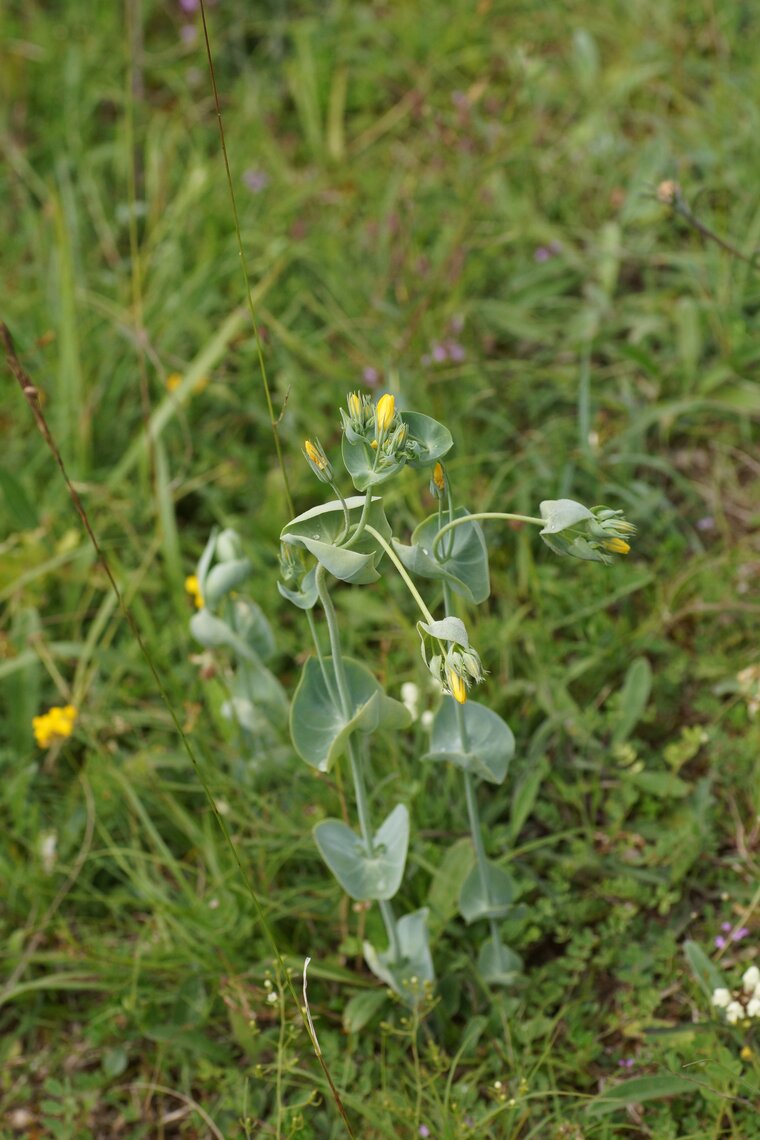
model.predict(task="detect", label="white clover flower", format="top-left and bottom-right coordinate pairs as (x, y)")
top-left (742, 965), bottom-right (760, 993)
top-left (401, 682), bottom-right (420, 721)
top-left (726, 1001), bottom-right (744, 1024)
top-left (711, 988), bottom-right (731, 1009)
top-left (746, 997), bottom-right (760, 1018)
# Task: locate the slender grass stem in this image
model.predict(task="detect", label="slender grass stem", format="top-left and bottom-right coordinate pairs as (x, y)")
top-left (198, 1), bottom-right (294, 518)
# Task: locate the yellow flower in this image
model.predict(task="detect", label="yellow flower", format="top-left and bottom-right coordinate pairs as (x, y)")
top-left (602, 537), bottom-right (631, 555)
top-left (348, 392), bottom-right (361, 418)
top-left (185, 574), bottom-right (204, 608)
top-left (447, 670), bottom-right (467, 704)
top-left (304, 439), bottom-right (326, 470)
top-left (375, 393), bottom-right (396, 433)
top-left (741, 1045), bottom-right (753, 1061)
top-left (166, 372), bottom-right (182, 392)
top-left (433, 463), bottom-right (445, 492)
top-left (33, 704), bottom-right (78, 748)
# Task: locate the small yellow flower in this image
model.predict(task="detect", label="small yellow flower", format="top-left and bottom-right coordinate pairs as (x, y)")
top-left (185, 574), bottom-right (204, 608)
top-left (348, 392), bottom-right (361, 418)
top-left (304, 440), bottom-right (326, 470)
top-left (602, 537), bottom-right (631, 555)
top-left (32, 705), bottom-right (78, 748)
top-left (433, 462), bottom-right (445, 492)
top-left (741, 1045), bottom-right (754, 1061)
top-left (447, 670), bottom-right (467, 704)
top-left (166, 372), bottom-right (182, 392)
top-left (375, 393), bottom-right (396, 433)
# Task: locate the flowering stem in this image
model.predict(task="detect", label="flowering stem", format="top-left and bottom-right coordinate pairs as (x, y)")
top-left (444, 581), bottom-right (501, 956)
top-left (341, 487), bottom-right (373, 550)
top-left (363, 525), bottom-right (436, 626)
top-left (314, 563), bottom-right (402, 963)
top-left (432, 512), bottom-right (544, 558)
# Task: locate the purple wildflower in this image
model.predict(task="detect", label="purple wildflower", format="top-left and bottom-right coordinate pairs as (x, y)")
top-left (733, 927), bottom-right (750, 942)
top-left (432, 343), bottom-right (448, 363)
top-left (419, 1127), bottom-right (431, 1138)
top-left (179, 0), bottom-right (199, 11)
top-left (362, 366), bottom-right (380, 387)
top-left (618, 1058), bottom-right (635, 1069)
top-left (243, 169), bottom-right (269, 193)
top-left (534, 247), bottom-right (550, 263)
top-left (715, 935), bottom-right (727, 950)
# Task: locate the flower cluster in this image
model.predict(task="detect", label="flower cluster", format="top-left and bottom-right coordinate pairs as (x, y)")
top-left (340, 392), bottom-right (422, 468)
top-left (419, 618), bottom-right (485, 705)
top-left (712, 965), bottom-right (760, 1023)
top-left (32, 705), bottom-right (78, 748)
top-left (185, 574), bottom-right (204, 608)
top-left (539, 499), bottom-right (637, 564)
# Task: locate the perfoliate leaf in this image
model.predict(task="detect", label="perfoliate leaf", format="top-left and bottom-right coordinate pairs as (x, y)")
top-left (342, 437), bottom-right (405, 491)
top-left (277, 567), bottom-right (319, 610)
top-left (459, 860), bottom-right (515, 924)
top-left (399, 411), bottom-right (453, 468)
top-left (363, 908), bottom-right (435, 1002)
top-left (203, 558), bottom-right (251, 608)
top-left (314, 804), bottom-right (409, 900)
top-left (422, 699), bottom-right (515, 784)
top-left (290, 656), bottom-right (410, 772)
top-left (281, 497), bottom-right (391, 583)
top-left (410, 509), bottom-right (490, 603)
top-left (539, 498), bottom-right (594, 534)
top-left (419, 616), bottom-right (469, 646)
top-left (477, 938), bottom-right (523, 985)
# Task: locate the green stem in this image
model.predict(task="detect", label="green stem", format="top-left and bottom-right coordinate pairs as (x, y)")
top-left (341, 487), bottom-right (373, 550)
top-left (364, 525), bottom-right (436, 625)
top-left (306, 608), bottom-right (339, 709)
top-left (314, 564), bottom-right (402, 963)
top-left (444, 582), bottom-right (501, 954)
top-left (432, 512), bottom-right (544, 557)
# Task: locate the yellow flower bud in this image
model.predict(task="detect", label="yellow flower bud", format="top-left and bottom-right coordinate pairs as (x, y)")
top-left (348, 392), bottom-right (361, 418)
top-left (304, 439), bottom-right (325, 469)
top-left (448, 670), bottom-right (467, 704)
top-left (433, 463), bottom-right (445, 492)
top-left (375, 393), bottom-right (396, 433)
top-left (602, 537), bottom-right (631, 555)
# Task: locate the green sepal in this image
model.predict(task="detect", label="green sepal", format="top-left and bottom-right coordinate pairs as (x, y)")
top-left (407, 509), bottom-right (490, 603)
top-left (313, 804), bottom-right (409, 901)
top-left (459, 861), bottom-right (515, 924)
top-left (421, 698), bottom-right (515, 784)
top-left (363, 908), bottom-right (435, 1003)
top-left (399, 411), bottom-right (453, 468)
top-left (290, 656), bottom-right (411, 772)
top-left (281, 497), bottom-right (391, 584)
top-left (477, 938), bottom-right (523, 986)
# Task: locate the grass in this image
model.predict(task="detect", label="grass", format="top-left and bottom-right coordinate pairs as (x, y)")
top-left (2, 0), bottom-right (760, 1135)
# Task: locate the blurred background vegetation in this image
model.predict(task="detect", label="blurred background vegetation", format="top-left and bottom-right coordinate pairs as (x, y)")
top-left (1, 0), bottom-right (759, 1135)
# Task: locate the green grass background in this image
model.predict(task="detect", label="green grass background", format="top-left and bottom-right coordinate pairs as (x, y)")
top-left (1, 0), bottom-right (759, 1135)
